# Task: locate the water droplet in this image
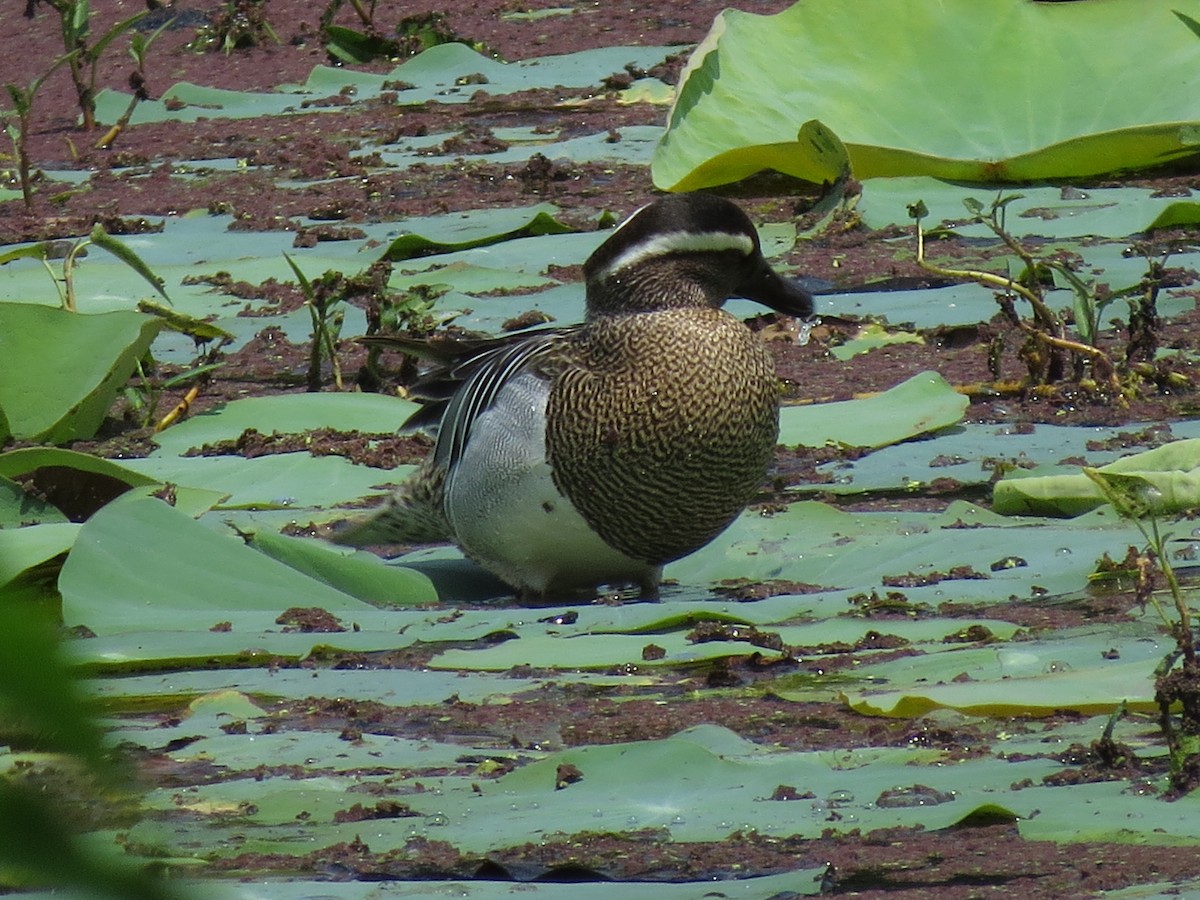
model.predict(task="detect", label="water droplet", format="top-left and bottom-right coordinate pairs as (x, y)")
top-left (626, 816), bottom-right (640, 827)
top-left (797, 316), bottom-right (818, 346)
top-left (592, 809), bottom-right (604, 818)
top-left (671, 815), bottom-right (686, 825)
top-left (424, 813), bottom-right (448, 827)
top-left (826, 789), bottom-right (855, 805)
top-left (1055, 547), bottom-right (1072, 556)
top-left (1043, 660), bottom-right (1072, 674)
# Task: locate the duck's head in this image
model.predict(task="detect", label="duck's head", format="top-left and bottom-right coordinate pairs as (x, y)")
top-left (582, 194), bottom-right (815, 320)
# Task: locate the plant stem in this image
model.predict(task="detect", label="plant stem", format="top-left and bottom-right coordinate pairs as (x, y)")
top-left (914, 213), bottom-right (1120, 393)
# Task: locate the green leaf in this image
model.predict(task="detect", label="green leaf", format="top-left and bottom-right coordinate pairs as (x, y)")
top-left (1083, 469), bottom-right (1162, 520)
top-left (148, 392), bottom-right (420, 457)
top-left (58, 494), bottom-right (379, 635)
top-left (0, 602), bottom-right (108, 772)
top-left (381, 209), bottom-right (576, 261)
top-left (87, 10), bottom-right (151, 65)
top-left (652, 0), bottom-right (1200, 189)
top-left (88, 224), bottom-right (169, 301)
top-left (0, 475), bottom-right (68, 528)
top-left (778, 370), bottom-right (967, 449)
top-left (0, 305), bottom-right (164, 443)
top-left (0, 782), bottom-right (174, 899)
top-left (323, 24), bottom-right (399, 64)
top-left (1147, 200), bottom-right (1200, 231)
top-left (993, 438), bottom-right (1200, 516)
top-left (246, 529), bottom-right (439, 607)
top-left (0, 522), bottom-right (78, 589)
top-left (0, 244), bottom-right (51, 266)
top-left (0, 447), bottom-right (224, 520)
top-left (135, 299), bottom-right (233, 343)
top-left (829, 323), bottom-right (924, 361)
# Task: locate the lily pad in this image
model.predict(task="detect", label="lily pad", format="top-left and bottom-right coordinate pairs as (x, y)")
top-left (97, 44), bottom-right (680, 125)
top-left (779, 370), bottom-right (967, 448)
top-left (993, 438), bottom-right (1200, 517)
top-left (150, 393), bottom-right (420, 457)
top-left (830, 323), bottom-right (924, 361)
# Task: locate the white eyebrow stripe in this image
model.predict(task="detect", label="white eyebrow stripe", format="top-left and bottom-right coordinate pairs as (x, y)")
top-left (593, 230), bottom-right (756, 280)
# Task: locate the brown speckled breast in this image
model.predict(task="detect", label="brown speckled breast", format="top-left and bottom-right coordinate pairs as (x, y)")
top-left (545, 306), bottom-right (779, 565)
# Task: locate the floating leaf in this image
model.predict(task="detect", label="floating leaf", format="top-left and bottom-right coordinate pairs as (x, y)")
top-left (993, 438), bottom-right (1200, 517)
top-left (246, 529), bottom-right (438, 607)
top-left (829, 323), bottom-right (924, 361)
top-left (58, 495), bottom-right (378, 635)
top-left (779, 371), bottom-right (967, 448)
top-left (381, 209), bottom-right (576, 261)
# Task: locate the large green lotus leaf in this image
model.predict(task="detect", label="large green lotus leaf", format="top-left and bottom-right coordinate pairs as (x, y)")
top-left (821, 282), bottom-right (1000, 329)
top-left (846, 657), bottom-right (1160, 718)
top-left (993, 437), bottom-right (1200, 516)
top-left (138, 715), bottom-right (469, 774)
top-left (57, 495), bottom-right (378, 635)
top-left (652, 0), bottom-right (1200, 190)
top-left (0, 447), bottom-right (157, 487)
top-left (1148, 200), bottom-right (1200, 231)
top-left (388, 260), bottom-right (559, 295)
top-left (71, 629), bottom-right (420, 675)
top-left (779, 371), bottom-right (967, 448)
top-left (150, 393), bottom-right (419, 457)
top-left (0, 305), bottom-right (164, 443)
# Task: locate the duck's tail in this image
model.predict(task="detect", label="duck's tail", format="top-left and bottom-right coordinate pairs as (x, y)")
top-left (332, 468), bottom-right (450, 546)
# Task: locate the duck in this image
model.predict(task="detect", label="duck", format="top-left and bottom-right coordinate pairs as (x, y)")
top-left (335, 193), bottom-right (815, 600)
